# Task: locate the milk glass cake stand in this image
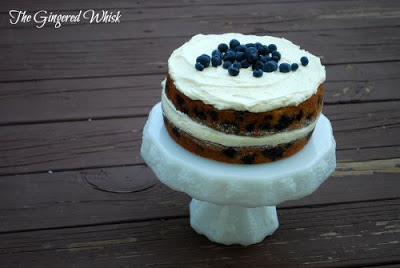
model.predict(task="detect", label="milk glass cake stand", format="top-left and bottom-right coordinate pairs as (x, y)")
top-left (141, 103), bottom-right (336, 246)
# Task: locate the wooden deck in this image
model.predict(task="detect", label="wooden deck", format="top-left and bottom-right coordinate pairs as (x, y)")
top-left (1, 0), bottom-right (400, 267)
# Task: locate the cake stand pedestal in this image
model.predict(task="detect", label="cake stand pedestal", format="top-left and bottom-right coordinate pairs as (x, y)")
top-left (141, 103), bottom-right (336, 246)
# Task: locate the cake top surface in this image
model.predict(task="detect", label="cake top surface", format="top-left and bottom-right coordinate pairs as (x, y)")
top-left (168, 33), bottom-right (326, 112)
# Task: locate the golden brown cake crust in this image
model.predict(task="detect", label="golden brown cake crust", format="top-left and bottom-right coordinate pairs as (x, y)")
top-left (165, 73), bottom-right (323, 136)
top-left (164, 117), bottom-right (313, 164)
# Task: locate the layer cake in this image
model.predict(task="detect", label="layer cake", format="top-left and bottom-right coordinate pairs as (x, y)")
top-left (161, 33), bottom-right (326, 164)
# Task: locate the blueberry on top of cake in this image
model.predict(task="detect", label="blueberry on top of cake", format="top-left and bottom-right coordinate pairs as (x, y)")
top-left (161, 33), bottom-right (326, 164)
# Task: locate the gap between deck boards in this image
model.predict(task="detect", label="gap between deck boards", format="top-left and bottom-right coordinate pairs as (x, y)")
top-left (0, 158), bottom-right (399, 233)
top-left (0, 198), bottom-right (399, 267)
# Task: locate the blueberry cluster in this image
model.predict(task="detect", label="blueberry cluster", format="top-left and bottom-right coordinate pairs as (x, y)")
top-left (194, 39), bottom-right (309, 78)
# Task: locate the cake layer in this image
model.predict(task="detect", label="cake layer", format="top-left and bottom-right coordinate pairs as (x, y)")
top-left (168, 33), bottom-right (326, 112)
top-left (164, 117), bottom-right (313, 164)
top-left (165, 74), bottom-right (323, 136)
top-left (162, 89), bottom-right (317, 147)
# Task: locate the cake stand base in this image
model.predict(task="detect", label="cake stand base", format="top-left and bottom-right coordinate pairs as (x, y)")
top-left (190, 199), bottom-right (278, 246)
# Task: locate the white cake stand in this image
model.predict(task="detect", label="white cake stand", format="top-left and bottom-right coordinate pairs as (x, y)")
top-left (141, 103), bottom-right (336, 246)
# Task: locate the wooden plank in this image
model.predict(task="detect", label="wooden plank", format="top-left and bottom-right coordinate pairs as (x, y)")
top-left (0, 165), bottom-right (189, 233)
top-left (1, 28), bottom-right (399, 82)
top-left (0, 74), bottom-right (164, 125)
top-left (0, 199), bottom-right (399, 267)
top-left (0, 0), bottom-right (327, 11)
top-left (0, 62), bottom-right (399, 125)
top-left (0, 117), bottom-right (146, 175)
top-left (325, 61), bottom-right (400, 104)
top-left (2, 0), bottom-right (398, 12)
top-left (0, 101), bottom-right (399, 175)
top-left (1, 0), bottom-right (399, 44)
top-left (0, 162), bottom-right (399, 233)
top-left (326, 101), bottom-right (400, 162)
top-left (0, 1), bottom-right (398, 266)
top-left (338, 145), bottom-right (400, 163)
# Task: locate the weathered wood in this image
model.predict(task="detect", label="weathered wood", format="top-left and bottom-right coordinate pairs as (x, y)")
top-left (1, 29), bottom-right (399, 82)
top-left (0, 0), bottom-right (399, 266)
top-left (1, 62), bottom-right (399, 125)
top-left (0, 165), bottom-right (189, 233)
top-left (338, 145), bottom-right (400, 163)
top-left (0, 117), bottom-right (146, 175)
top-left (0, 74), bottom-right (164, 125)
top-left (1, 101), bottom-right (399, 175)
top-left (2, 0), bottom-right (398, 12)
top-left (325, 100), bottom-right (400, 132)
top-left (324, 62), bottom-right (400, 104)
top-left (0, 199), bottom-right (399, 267)
top-left (0, 162), bottom-right (399, 233)
top-left (1, 0), bottom-right (399, 44)
top-left (0, 75), bottom-right (163, 125)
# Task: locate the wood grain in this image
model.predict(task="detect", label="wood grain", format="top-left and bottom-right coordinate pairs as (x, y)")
top-left (0, 163), bottom-right (399, 233)
top-left (0, 199), bottom-right (399, 267)
top-left (1, 101), bottom-right (399, 175)
top-left (1, 0), bottom-right (399, 266)
top-left (1, 29), bottom-right (399, 82)
top-left (1, 0), bottom-right (399, 44)
top-left (0, 116), bottom-right (145, 175)
top-left (1, 61), bottom-right (399, 125)
top-left (2, 0), bottom-right (399, 13)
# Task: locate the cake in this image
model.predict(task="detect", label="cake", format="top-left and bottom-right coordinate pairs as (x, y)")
top-left (161, 33), bottom-right (326, 164)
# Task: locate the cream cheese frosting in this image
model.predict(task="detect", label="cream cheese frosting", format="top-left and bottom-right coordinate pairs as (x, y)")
top-left (168, 33), bottom-right (326, 113)
top-left (161, 89), bottom-right (317, 147)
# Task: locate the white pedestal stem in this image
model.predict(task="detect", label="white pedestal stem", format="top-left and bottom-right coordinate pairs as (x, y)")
top-left (190, 199), bottom-right (279, 246)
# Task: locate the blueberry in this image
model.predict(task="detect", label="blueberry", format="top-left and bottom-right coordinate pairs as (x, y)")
top-left (258, 45), bottom-right (268, 56)
top-left (228, 65), bottom-right (240, 76)
top-left (234, 45), bottom-right (246, 52)
top-left (212, 50), bottom-right (222, 58)
top-left (240, 59), bottom-right (251, 68)
top-left (195, 62), bottom-right (204, 71)
top-left (229, 39), bottom-right (240, 49)
top-left (279, 63), bottom-right (291, 73)
top-left (264, 61), bottom-right (278, 72)
top-left (291, 63), bottom-right (299, 71)
top-left (253, 69), bottom-right (263, 77)
top-left (218, 43), bottom-right (229, 53)
top-left (300, 56), bottom-right (309, 66)
top-left (223, 51), bottom-right (236, 62)
top-left (245, 43), bottom-right (255, 48)
top-left (235, 51), bottom-right (245, 61)
top-left (271, 51), bottom-right (281, 62)
top-left (245, 47), bottom-right (259, 63)
top-left (211, 55), bottom-right (222, 67)
top-left (233, 62), bottom-right (242, 69)
top-left (196, 54), bottom-right (210, 67)
top-left (253, 60), bottom-right (264, 70)
top-left (255, 42), bottom-right (262, 50)
top-left (260, 55), bottom-right (270, 63)
top-left (268, 44), bottom-right (277, 52)
top-left (223, 61), bottom-right (232, 69)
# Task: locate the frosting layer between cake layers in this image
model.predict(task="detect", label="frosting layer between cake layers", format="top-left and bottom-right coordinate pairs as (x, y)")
top-left (168, 33), bottom-right (326, 113)
top-left (162, 88), bottom-right (318, 147)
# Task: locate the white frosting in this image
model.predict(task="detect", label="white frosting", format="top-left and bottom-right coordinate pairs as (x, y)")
top-left (162, 90), bottom-right (317, 147)
top-left (168, 33), bottom-right (326, 112)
